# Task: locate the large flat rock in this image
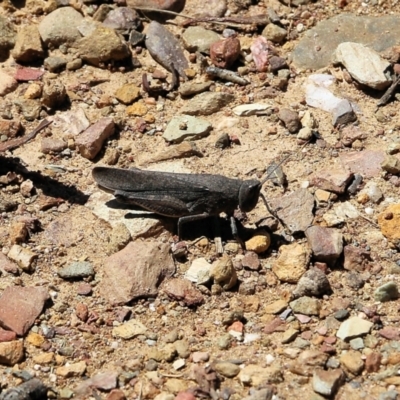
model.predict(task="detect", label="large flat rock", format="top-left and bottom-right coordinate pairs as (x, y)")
top-left (292, 14), bottom-right (400, 70)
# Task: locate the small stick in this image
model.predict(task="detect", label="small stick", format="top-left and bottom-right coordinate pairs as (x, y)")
top-left (377, 75), bottom-right (400, 107)
top-left (0, 119), bottom-right (52, 152)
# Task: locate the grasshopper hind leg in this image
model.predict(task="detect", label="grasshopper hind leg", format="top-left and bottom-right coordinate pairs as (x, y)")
top-left (177, 213), bottom-right (210, 238)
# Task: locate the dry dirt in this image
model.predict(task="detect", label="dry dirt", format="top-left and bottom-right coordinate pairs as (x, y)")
top-left (2, 0), bottom-right (400, 399)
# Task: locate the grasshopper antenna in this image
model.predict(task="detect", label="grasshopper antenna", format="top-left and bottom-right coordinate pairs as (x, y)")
top-left (259, 140), bottom-right (311, 233)
top-left (260, 140), bottom-right (310, 185)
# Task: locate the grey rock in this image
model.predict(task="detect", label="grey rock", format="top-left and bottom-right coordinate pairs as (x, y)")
top-left (129, 30), bottom-right (145, 46)
top-left (269, 56), bottom-right (288, 72)
top-left (333, 42), bottom-right (391, 90)
top-left (305, 226), bottom-right (343, 265)
top-left (145, 21), bottom-right (188, 79)
top-left (278, 108), bottom-right (301, 133)
top-left (332, 100), bottom-right (357, 126)
top-left (0, 16), bottom-right (16, 59)
top-left (58, 262), bottom-right (94, 279)
top-left (293, 268), bottom-right (331, 298)
top-left (312, 369), bottom-right (344, 397)
top-left (163, 115), bottom-right (212, 143)
top-left (103, 7), bottom-right (141, 33)
top-left (375, 281), bottom-right (399, 302)
top-left (293, 14), bottom-right (400, 69)
top-left (289, 296), bottom-right (321, 316)
top-left (44, 56), bottom-right (67, 72)
top-left (269, 188), bottom-right (314, 234)
top-left (262, 24), bottom-right (287, 44)
top-left (182, 26), bottom-right (220, 53)
top-left (39, 7), bottom-right (83, 47)
top-left (350, 337), bottom-right (364, 350)
top-left (336, 316), bottom-right (373, 340)
top-left (334, 309), bottom-right (349, 321)
top-left (345, 272), bottom-right (365, 289)
top-left (182, 92), bottom-right (234, 116)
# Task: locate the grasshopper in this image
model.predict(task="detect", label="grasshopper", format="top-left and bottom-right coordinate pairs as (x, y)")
top-left (92, 158), bottom-right (289, 239)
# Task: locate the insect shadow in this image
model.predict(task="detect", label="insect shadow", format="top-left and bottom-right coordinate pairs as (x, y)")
top-left (104, 198), bottom-right (256, 241)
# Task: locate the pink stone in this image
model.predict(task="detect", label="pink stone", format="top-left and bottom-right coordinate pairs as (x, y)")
top-left (175, 392), bottom-right (196, 400)
top-left (0, 253), bottom-right (19, 275)
top-left (250, 36), bottom-right (273, 72)
top-left (0, 286), bottom-right (49, 336)
top-left (100, 241), bottom-right (175, 305)
top-left (192, 351), bottom-right (209, 363)
top-left (75, 118), bottom-right (115, 160)
top-left (228, 321), bottom-right (244, 333)
top-left (14, 67), bottom-right (45, 82)
top-left (339, 150), bottom-right (385, 178)
top-left (0, 329), bottom-right (17, 342)
top-left (295, 314), bottom-right (312, 324)
top-left (379, 326), bottom-right (400, 340)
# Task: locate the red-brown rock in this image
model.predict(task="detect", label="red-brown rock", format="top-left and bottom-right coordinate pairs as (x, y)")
top-left (75, 118), bottom-right (115, 160)
top-left (365, 352), bottom-right (381, 372)
top-left (107, 389), bottom-right (127, 400)
top-left (210, 37), bottom-right (240, 68)
top-left (0, 286), bottom-right (49, 336)
top-left (100, 241), bottom-right (175, 305)
top-left (0, 329), bottom-right (17, 342)
top-left (14, 67), bottom-right (45, 81)
top-left (164, 278), bottom-right (204, 306)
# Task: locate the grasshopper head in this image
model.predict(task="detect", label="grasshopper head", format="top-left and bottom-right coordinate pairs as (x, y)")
top-left (239, 180), bottom-right (262, 212)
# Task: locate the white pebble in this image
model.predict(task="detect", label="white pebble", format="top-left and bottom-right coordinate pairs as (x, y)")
top-left (365, 207), bottom-right (374, 215)
top-left (301, 181), bottom-right (310, 188)
top-left (266, 354), bottom-right (275, 365)
top-left (296, 23), bottom-right (305, 32)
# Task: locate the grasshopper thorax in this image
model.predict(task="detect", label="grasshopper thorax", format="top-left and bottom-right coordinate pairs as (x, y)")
top-left (238, 180), bottom-right (262, 212)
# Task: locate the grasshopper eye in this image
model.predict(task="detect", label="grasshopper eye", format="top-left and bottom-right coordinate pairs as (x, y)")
top-left (239, 180), bottom-right (262, 212)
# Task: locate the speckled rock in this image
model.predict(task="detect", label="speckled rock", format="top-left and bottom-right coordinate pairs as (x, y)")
top-left (57, 262), bottom-right (94, 279)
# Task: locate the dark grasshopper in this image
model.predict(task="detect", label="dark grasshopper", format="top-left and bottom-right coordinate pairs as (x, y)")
top-left (92, 162), bottom-right (287, 238)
